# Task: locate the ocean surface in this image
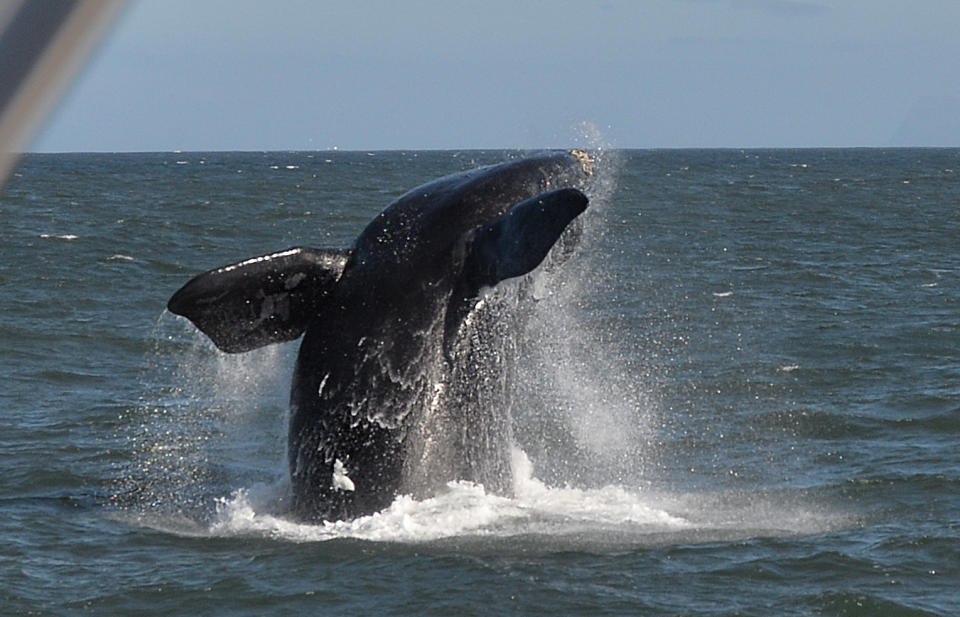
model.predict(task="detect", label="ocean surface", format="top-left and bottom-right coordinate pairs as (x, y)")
top-left (1, 148), bottom-right (958, 616)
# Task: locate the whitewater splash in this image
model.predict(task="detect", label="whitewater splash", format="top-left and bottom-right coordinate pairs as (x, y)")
top-left (209, 449), bottom-right (689, 543)
top-left (202, 447), bottom-right (845, 545)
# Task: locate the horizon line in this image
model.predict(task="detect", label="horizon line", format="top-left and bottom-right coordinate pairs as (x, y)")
top-left (23, 145), bottom-right (960, 155)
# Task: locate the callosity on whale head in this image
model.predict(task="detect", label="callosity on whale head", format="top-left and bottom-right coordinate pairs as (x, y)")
top-left (168, 150), bottom-right (595, 521)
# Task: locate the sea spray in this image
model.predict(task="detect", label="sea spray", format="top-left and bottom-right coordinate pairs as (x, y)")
top-left (115, 312), bottom-right (294, 524)
top-left (206, 447), bottom-right (846, 546)
top-left (208, 448), bottom-right (691, 544)
top-left (512, 145), bottom-right (661, 489)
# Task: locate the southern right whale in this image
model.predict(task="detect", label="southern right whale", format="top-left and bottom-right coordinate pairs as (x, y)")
top-left (168, 150), bottom-right (595, 521)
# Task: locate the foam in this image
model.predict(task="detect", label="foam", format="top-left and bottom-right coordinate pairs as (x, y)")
top-left (200, 443), bottom-right (851, 547)
top-left (207, 449), bottom-right (691, 544)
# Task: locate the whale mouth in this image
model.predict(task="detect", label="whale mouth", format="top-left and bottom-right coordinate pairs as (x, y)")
top-left (570, 149), bottom-right (595, 177)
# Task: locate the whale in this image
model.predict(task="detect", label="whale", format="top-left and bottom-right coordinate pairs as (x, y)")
top-left (167, 150), bottom-right (594, 521)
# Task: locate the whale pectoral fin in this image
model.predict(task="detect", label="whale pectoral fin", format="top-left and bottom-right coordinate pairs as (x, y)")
top-left (168, 247), bottom-right (352, 353)
top-left (466, 187), bottom-right (589, 290)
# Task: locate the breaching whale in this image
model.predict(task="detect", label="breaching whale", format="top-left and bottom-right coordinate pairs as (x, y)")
top-left (168, 150), bottom-right (594, 521)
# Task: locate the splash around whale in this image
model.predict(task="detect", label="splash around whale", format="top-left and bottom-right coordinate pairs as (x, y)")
top-left (168, 150), bottom-right (595, 522)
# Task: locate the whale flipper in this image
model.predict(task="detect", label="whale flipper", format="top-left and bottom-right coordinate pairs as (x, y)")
top-left (168, 247), bottom-right (352, 353)
top-left (466, 187), bottom-right (589, 291)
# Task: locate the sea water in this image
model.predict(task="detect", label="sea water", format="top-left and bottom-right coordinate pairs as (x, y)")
top-left (1, 149), bottom-right (958, 615)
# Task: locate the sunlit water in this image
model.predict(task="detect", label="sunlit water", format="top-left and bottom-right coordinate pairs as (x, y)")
top-left (2, 149), bottom-right (958, 615)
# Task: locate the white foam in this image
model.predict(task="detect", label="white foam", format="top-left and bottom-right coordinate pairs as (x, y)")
top-left (207, 449), bottom-right (690, 544)
top-left (199, 444), bottom-right (850, 546)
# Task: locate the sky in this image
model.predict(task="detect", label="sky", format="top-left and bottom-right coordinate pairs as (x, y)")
top-left (32, 0), bottom-right (960, 152)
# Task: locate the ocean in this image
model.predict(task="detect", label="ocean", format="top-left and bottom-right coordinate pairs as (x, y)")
top-left (1, 149), bottom-right (957, 615)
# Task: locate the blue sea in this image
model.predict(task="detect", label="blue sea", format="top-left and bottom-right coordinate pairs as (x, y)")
top-left (1, 149), bottom-right (958, 616)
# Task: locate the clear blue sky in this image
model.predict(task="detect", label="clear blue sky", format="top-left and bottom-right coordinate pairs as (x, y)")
top-left (33, 0), bottom-right (960, 151)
